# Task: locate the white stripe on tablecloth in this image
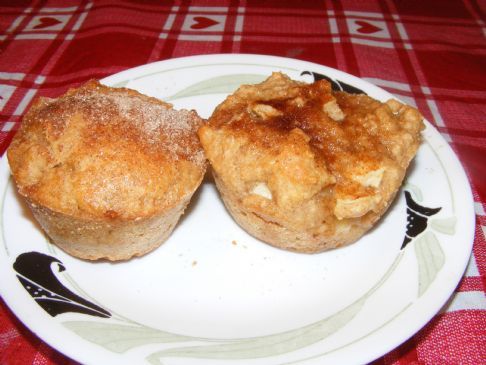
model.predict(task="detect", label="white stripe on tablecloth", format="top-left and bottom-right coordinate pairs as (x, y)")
top-left (363, 77), bottom-right (411, 91)
top-left (350, 38), bottom-right (394, 49)
top-left (328, 12), bottom-right (338, 34)
top-left (15, 34), bottom-right (57, 40)
top-left (188, 6), bottom-right (228, 13)
top-left (233, 6), bottom-right (245, 44)
top-left (1, 122), bottom-right (16, 132)
top-left (6, 7), bottom-right (32, 34)
top-left (235, 7), bottom-right (245, 32)
top-left (426, 99), bottom-right (446, 127)
top-left (465, 254), bottom-right (480, 277)
top-left (72, 3), bottom-right (92, 31)
top-left (443, 291), bottom-right (486, 313)
top-left (344, 11), bottom-right (384, 19)
top-left (163, 6), bottom-right (178, 31)
top-left (475, 202), bottom-right (485, 216)
top-left (178, 34), bottom-right (222, 41)
top-left (41, 7), bottom-right (78, 13)
top-left (13, 89), bottom-right (37, 116)
top-left (394, 21), bottom-right (409, 41)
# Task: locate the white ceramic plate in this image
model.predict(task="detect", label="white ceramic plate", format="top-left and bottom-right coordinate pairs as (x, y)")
top-left (0, 54), bottom-right (475, 365)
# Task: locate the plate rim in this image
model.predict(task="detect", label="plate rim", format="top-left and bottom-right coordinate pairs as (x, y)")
top-left (0, 53), bottom-right (476, 365)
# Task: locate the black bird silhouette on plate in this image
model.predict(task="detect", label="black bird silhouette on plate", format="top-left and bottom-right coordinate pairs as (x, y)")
top-left (13, 251), bottom-right (111, 318)
top-left (300, 71), bottom-right (365, 94)
top-left (402, 191), bottom-right (442, 249)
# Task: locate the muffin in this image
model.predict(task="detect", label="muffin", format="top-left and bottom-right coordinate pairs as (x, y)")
top-left (8, 80), bottom-right (206, 261)
top-left (198, 72), bottom-right (424, 253)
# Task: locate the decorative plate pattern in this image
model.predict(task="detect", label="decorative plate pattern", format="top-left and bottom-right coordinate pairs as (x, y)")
top-left (0, 54), bottom-right (475, 365)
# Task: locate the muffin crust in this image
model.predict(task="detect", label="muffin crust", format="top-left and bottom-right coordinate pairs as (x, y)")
top-left (8, 80), bottom-right (206, 260)
top-left (199, 72), bottom-right (424, 252)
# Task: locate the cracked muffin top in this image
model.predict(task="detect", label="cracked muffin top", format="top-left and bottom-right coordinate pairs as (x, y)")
top-left (198, 72), bottom-right (424, 252)
top-left (8, 80), bottom-right (206, 221)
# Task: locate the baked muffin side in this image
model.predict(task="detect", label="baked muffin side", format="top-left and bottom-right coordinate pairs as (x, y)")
top-left (8, 80), bottom-right (206, 260)
top-left (198, 72), bottom-right (424, 253)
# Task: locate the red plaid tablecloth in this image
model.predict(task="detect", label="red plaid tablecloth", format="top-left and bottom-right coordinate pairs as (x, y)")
top-left (0, 1), bottom-right (485, 364)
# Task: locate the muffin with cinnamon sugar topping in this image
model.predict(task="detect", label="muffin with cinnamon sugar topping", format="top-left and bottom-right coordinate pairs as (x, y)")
top-left (8, 80), bottom-right (206, 260)
top-left (198, 72), bottom-right (424, 253)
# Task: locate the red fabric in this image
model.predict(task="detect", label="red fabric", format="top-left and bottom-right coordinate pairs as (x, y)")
top-left (1, 0), bottom-right (485, 364)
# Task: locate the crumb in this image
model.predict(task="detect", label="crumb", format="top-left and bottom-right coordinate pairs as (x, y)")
top-left (192, 260), bottom-right (197, 267)
top-left (232, 240), bottom-right (237, 245)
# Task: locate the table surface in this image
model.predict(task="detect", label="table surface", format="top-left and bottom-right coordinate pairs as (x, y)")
top-left (0, 1), bottom-right (485, 364)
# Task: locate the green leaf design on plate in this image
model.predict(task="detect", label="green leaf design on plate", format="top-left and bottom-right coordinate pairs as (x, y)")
top-left (146, 297), bottom-right (367, 363)
top-left (111, 80), bottom-right (130, 88)
top-left (165, 74), bottom-right (267, 100)
top-left (63, 322), bottom-right (193, 353)
top-left (61, 254), bottom-right (403, 362)
top-left (414, 231), bottom-right (445, 297)
top-left (145, 252), bottom-right (403, 363)
top-left (430, 217), bottom-right (456, 235)
top-left (404, 183), bottom-right (423, 202)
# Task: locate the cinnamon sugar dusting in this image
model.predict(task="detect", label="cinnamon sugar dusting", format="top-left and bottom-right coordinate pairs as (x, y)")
top-left (7, 79), bottom-right (208, 222)
top-left (52, 80), bottom-right (205, 165)
top-left (197, 72), bottom-right (424, 252)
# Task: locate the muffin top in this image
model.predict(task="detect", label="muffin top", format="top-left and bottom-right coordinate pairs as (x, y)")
top-left (198, 72), bottom-right (424, 225)
top-left (8, 80), bottom-right (206, 220)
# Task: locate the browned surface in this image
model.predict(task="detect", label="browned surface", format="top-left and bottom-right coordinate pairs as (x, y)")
top-left (8, 80), bottom-right (206, 220)
top-left (7, 80), bottom-right (207, 260)
top-left (199, 72), bottom-right (424, 252)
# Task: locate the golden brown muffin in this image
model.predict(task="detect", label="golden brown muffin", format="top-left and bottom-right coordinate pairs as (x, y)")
top-left (198, 72), bottom-right (424, 253)
top-left (8, 80), bottom-right (206, 261)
